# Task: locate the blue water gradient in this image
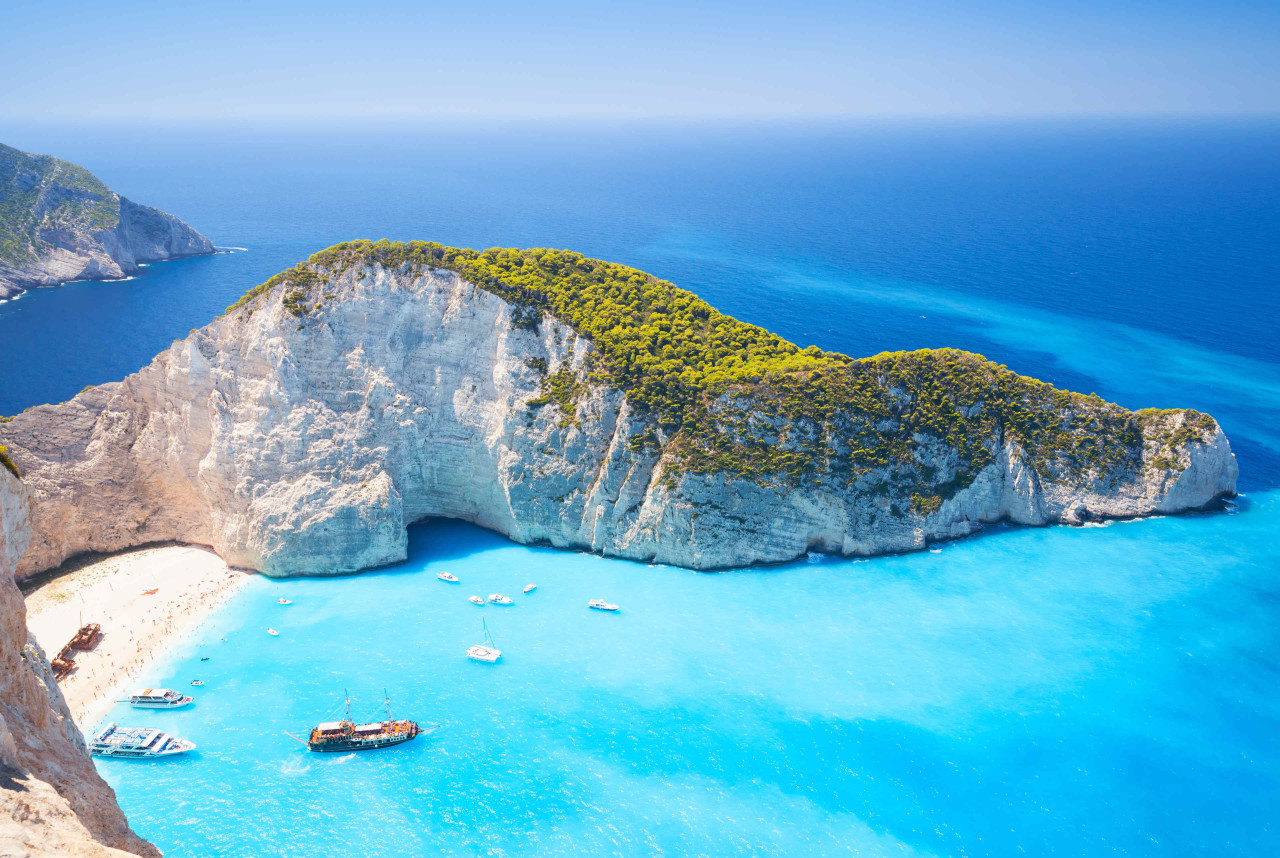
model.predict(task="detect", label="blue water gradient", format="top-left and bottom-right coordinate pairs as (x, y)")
top-left (1, 119), bottom-right (1277, 855)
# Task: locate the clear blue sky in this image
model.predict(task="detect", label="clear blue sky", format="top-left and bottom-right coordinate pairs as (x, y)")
top-left (2, 0), bottom-right (1276, 120)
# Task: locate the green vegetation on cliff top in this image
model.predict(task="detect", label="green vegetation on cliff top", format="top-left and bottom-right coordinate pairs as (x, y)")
top-left (0, 143), bottom-right (118, 264)
top-left (227, 240), bottom-right (1218, 500)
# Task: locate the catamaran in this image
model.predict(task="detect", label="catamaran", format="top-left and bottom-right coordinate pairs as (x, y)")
top-left (289, 691), bottom-right (434, 753)
top-left (125, 688), bottom-right (193, 709)
top-left (88, 724), bottom-right (196, 758)
top-left (467, 618), bottom-right (502, 663)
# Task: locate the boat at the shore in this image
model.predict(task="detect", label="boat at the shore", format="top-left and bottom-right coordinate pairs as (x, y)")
top-left (438, 572), bottom-right (459, 582)
top-left (488, 593), bottom-right (513, 605)
top-left (88, 723), bottom-right (196, 758)
top-left (291, 691), bottom-right (431, 753)
top-left (125, 688), bottom-right (194, 709)
top-left (467, 618), bottom-right (501, 663)
top-left (69, 623), bottom-right (102, 650)
top-left (523, 583), bottom-right (537, 594)
top-left (589, 599), bottom-right (619, 612)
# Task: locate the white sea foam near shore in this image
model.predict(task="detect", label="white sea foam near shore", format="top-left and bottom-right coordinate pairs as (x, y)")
top-left (24, 544), bottom-right (253, 727)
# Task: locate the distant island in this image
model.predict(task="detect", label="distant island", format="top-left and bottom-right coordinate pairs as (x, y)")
top-left (0, 240), bottom-right (1238, 579)
top-left (0, 142), bottom-right (214, 300)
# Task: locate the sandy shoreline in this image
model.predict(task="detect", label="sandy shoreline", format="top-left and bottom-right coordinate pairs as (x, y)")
top-left (23, 544), bottom-right (254, 728)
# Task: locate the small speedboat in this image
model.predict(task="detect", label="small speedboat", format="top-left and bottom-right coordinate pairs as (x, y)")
top-left (588, 599), bottom-right (619, 612)
top-left (190, 680), bottom-right (204, 686)
top-left (267, 628), bottom-right (280, 636)
top-left (523, 584), bottom-right (537, 594)
top-left (488, 594), bottom-right (514, 605)
top-left (277, 598), bottom-right (293, 605)
top-left (438, 572), bottom-right (460, 583)
top-left (468, 596), bottom-right (485, 605)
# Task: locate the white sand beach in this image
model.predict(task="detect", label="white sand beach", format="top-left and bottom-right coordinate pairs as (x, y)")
top-left (23, 544), bottom-right (252, 727)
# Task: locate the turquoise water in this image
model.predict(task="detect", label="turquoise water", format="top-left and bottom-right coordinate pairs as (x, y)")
top-left (2, 119), bottom-right (1278, 855)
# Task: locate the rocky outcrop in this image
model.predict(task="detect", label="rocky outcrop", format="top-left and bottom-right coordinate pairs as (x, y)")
top-left (0, 143), bottom-right (214, 300)
top-left (0, 246), bottom-right (1238, 579)
top-left (0, 469), bottom-right (158, 856)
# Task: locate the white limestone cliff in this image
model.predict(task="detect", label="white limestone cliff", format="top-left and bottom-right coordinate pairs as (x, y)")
top-left (0, 261), bottom-right (1238, 580)
top-left (0, 469), bottom-right (159, 857)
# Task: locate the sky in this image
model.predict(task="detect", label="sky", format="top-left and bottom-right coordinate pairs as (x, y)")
top-left (1, 0), bottom-right (1277, 120)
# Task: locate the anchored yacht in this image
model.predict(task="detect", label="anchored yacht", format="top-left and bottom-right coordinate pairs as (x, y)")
top-left (126, 688), bottom-right (193, 709)
top-left (467, 619), bottom-right (502, 663)
top-left (523, 584), bottom-right (537, 594)
top-left (438, 572), bottom-right (460, 583)
top-left (88, 724), bottom-right (196, 758)
top-left (488, 593), bottom-right (513, 605)
top-left (589, 599), bottom-right (620, 612)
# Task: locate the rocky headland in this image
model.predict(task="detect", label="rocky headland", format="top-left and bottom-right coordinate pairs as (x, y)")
top-left (0, 143), bottom-right (214, 300)
top-left (0, 240), bottom-right (1238, 580)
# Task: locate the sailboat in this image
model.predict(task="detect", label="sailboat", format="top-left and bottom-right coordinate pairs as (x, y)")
top-left (467, 619), bottom-right (502, 663)
top-left (288, 689), bottom-right (435, 753)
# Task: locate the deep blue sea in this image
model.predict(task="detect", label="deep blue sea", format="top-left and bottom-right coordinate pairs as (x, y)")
top-left (1, 118), bottom-right (1278, 856)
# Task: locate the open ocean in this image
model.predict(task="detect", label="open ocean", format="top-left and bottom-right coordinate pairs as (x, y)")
top-left (1, 118), bottom-right (1277, 856)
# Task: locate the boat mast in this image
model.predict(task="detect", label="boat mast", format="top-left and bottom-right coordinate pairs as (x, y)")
top-left (345, 688), bottom-right (352, 724)
top-left (384, 688), bottom-right (392, 722)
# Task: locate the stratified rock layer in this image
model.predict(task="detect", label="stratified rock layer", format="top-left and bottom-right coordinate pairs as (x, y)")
top-left (0, 142), bottom-right (214, 299)
top-left (0, 469), bottom-right (159, 857)
top-left (0, 254), bottom-right (1238, 579)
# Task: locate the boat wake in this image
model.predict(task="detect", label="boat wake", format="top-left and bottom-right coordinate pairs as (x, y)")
top-left (279, 757), bottom-right (311, 777)
top-left (331, 753), bottom-right (357, 764)
top-left (216, 247), bottom-right (249, 253)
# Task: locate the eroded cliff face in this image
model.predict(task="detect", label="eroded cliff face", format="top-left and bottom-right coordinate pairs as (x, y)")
top-left (0, 143), bottom-right (214, 300)
top-left (0, 260), bottom-right (1238, 579)
top-left (0, 470), bottom-right (159, 857)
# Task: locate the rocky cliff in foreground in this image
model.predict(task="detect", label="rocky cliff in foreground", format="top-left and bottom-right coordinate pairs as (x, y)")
top-left (0, 143), bottom-right (214, 300)
top-left (0, 241), bottom-right (1238, 579)
top-left (0, 469), bottom-right (158, 857)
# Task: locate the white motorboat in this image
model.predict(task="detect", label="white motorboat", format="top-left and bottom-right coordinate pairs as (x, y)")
top-left (125, 688), bottom-right (193, 709)
top-left (467, 619), bottom-right (502, 663)
top-left (277, 598), bottom-right (293, 605)
top-left (523, 583), bottom-right (537, 594)
top-left (488, 593), bottom-right (514, 605)
top-left (87, 723), bottom-right (196, 758)
top-left (588, 599), bottom-right (619, 612)
top-left (468, 595), bottom-right (485, 605)
top-left (438, 572), bottom-right (460, 583)
top-left (267, 628), bottom-right (280, 636)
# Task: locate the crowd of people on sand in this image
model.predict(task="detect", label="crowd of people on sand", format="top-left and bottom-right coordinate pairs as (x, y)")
top-left (36, 560), bottom-right (246, 723)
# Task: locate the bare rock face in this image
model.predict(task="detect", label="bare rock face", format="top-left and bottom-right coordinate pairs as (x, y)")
top-left (0, 142), bottom-right (214, 300)
top-left (0, 469), bottom-right (159, 857)
top-left (0, 255), bottom-right (1238, 579)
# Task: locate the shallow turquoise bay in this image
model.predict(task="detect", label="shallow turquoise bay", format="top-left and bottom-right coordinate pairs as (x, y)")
top-left (95, 494), bottom-right (1278, 857)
